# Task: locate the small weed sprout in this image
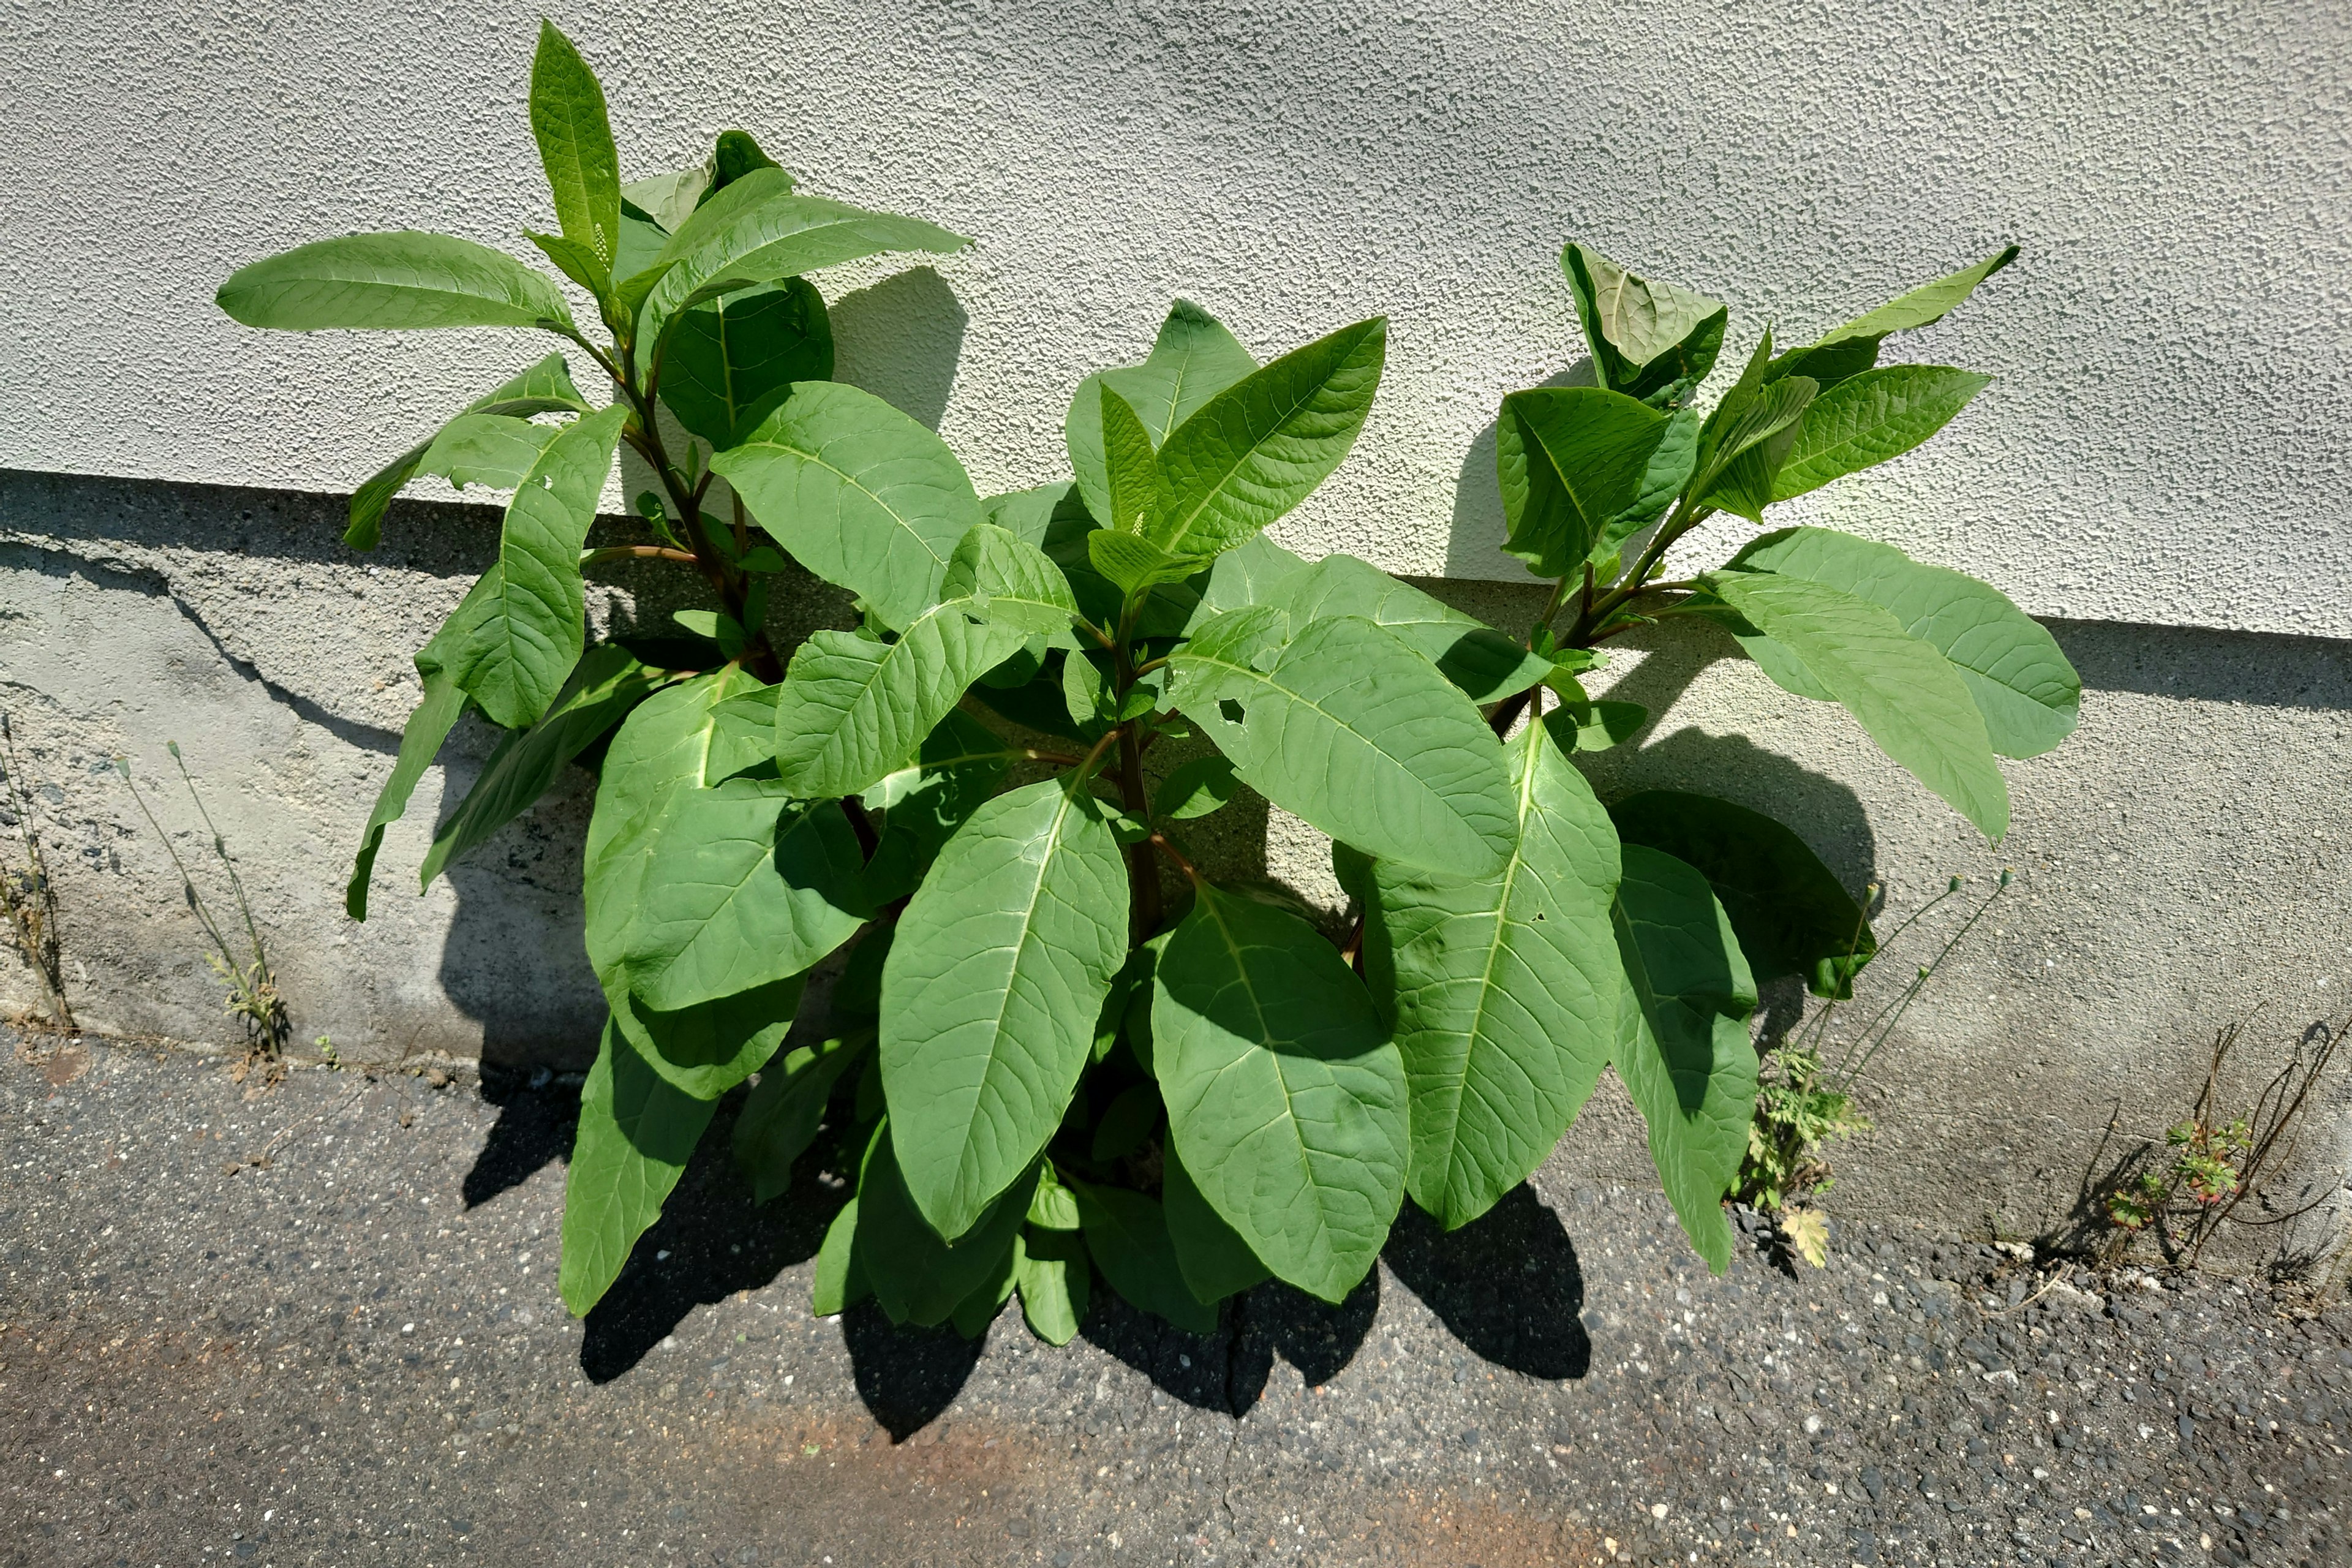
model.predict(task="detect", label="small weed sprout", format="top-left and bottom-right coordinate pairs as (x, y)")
top-left (2096, 1012), bottom-right (2346, 1270)
top-left (1740, 869), bottom-right (2015, 1264)
top-left (0, 715), bottom-right (74, 1032)
top-left (116, 744), bottom-right (290, 1063)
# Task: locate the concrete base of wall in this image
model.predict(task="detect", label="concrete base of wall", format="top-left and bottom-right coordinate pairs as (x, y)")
top-left (4, 467), bottom-right (2347, 1273)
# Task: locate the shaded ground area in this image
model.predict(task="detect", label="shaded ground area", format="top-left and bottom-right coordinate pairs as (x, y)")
top-left (4, 1035), bottom-right (2348, 1567)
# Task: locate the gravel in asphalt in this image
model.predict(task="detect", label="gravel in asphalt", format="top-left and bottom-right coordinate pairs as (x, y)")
top-left (3, 1034), bottom-right (2347, 1567)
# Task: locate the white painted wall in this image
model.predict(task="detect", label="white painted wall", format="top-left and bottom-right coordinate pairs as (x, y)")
top-left (6, 0), bottom-right (2348, 633)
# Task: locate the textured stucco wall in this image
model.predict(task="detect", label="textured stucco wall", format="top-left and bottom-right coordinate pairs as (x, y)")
top-left (4, 0), bottom-right (2349, 633)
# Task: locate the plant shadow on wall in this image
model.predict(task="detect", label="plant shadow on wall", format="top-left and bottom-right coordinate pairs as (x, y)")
top-left (213, 23), bottom-right (2077, 1439)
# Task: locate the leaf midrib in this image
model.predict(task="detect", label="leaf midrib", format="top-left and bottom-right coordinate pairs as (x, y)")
top-left (944, 785), bottom-right (1084, 1218)
top-left (1155, 345), bottom-right (1354, 556)
top-left (1175, 638), bottom-right (1466, 837)
top-left (742, 433), bottom-right (960, 583)
top-left (1194, 895), bottom-right (1333, 1258)
top-left (1434, 731), bottom-right (1545, 1192)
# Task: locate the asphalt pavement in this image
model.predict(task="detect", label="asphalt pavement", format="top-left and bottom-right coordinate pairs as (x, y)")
top-left (4, 1034), bottom-right (2347, 1567)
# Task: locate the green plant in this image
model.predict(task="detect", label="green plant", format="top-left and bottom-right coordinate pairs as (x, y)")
top-left (0, 715), bottom-right (74, 1032)
top-left (1744, 1045), bottom-right (1871, 1216)
top-left (115, 744), bottom-right (290, 1059)
top-left (2099, 1013), bottom-right (2346, 1267)
top-left (216, 19), bottom-right (2079, 1341)
top-left (1735, 870), bottom-right (2013, 1264)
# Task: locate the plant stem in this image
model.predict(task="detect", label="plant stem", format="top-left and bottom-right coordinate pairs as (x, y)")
top-left (170, 746), bottom-right (270, 982)
top-left (1148, 831), bottom-right (1199, 885)
top-left (1106, 587), bottom-right (1165, 945)
top-left (581, 545), bottom-right (699, 568)
top-left (1570, 500), bottom-right (1715, 644)
top-left (601, 326), bottom-right (785, 683)
top-left (1118, 727), bottom-right (1160, 943)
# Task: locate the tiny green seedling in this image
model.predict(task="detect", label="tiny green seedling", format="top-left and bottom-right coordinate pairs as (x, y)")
top-left (116, 744), bottom-right (290, 1060)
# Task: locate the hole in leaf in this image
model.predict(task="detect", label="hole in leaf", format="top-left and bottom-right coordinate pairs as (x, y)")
top-left (1218, 699), bottom-right (1245, 725)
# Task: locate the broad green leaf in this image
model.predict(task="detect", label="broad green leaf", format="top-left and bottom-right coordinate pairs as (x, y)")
top-left (769, 526), bottom-right (1068, 799)
top-left (346, 354), bottom-right (593, 549)
top-left (1087, 530), bottom-right (1202, 597)
top-left (1609, 789), bottom-right (1876, 998)
top-left (587, 783), bottom-right (869, 1010)
top-left (1689, 343), bottom-right (1817, 513)
top-left (1770, 366), bottom-right (1991, 502)
top-left (982, 481), bottom-right (1078, 549)
top-left (1268, 553), bottom-right (1550, 704)
top-left (771, 613), bottom-right (1027, 799)
top-left (1168, 609), bottom-right (1516, 877)
top-left (658, 279), bottom-right (833, 448)
top-left (609, 974), bottom-right (804, 1101)
top-left (1093, 940), bottom-right (1160, 1066)
top-left (1071, 1181), bottom-right (1219, 1335)
top-left (860, 709), bottom-right (1018, 903)
top-left (1099, 385), bottom-right (1163, 535)
top-left (854, 1126), bottom-right (1035, 1325)
top-left (940, 522), bottom-right (1084, 642)
top-left (1148, 318), bottom-right (1387, 559)
top-left (712, 380), bottom-right (984, 631)
top-left (528, 21), bottom-right (623, 273)
top-left (1556, 696), bottom-right (1647, 751)
top-left (526, 228), bottom-right (608, 296)
top-left (831, 923), bottom-right (892, 1020)
top-left (1161, 1145), bottom-right (1270, 1303)
top-left (1066, 300), bottom-right (1259, 526)
top-left (1587, 406), bottom-right (1699, 573)
top-left (1154, 752), bottom-right (1240, 821)
top-left (1060, 647), bottom-right (1111, 732)
top-left (707, 128), bottom-right (782, 187)
top-left (1090, 1082), bottom-right (1162, 1162)
top-left (1498, 388), bottom-right (1673, 580)
top-left (1728, 527), bottom-right (2078, 758)
top-left (584, 673), bottom-right (869, 1008)
top-left (1020, 483), bottom-right (1205, 636)
top-left (810, 1196), bottom-right (869, 1315)
top-left (1763, 336), bottom-right (1882, 394)
top-left (881, 780), bottom-right (1129, 1238)
top-left (345, 666), bottom-right (469, 920)
top-left (621, 164), bottom-right (712, 235)
top-left (640, 170), bottom-right (967, 347)
top-left (1016, 1228), bottom-right (1090, 1344)
top-left (415, 413), bottom-right (562, 492)
top-left (704, 684), bottom-right (781, 785)
top-left (1365, 712), bottom-right (1622, 1231)
top-left (1115, 299), bottom-right (1260, 444)
top-left (1714, 612), bottom-right (1834, 701)
top-left (1153, 885), bottom-right (1406, 1303)
top-left (443, 405), bottom-right (628, 728)
top-left (1030, 1166), bottom-right (1082, 1229)
top-left (949, 1238), bottom-right (1023, 1340)
top-left (1703, 570), bottom-right (2009, 837)
top-left (1610, 845), bottom-right (1758, 1274)
top-left (217, 232), bottom-right (572, 332)
top-left (419, 644), bottom-right (665, 889)
top-left (560, 1020), bottom-right (717, 1314)
top-left (1814, 246), bottom-right (2019, 348)
top-left (346, 567), bottom-right (546, 914)
top-left (1559, 243), bottom-right (1728, 404)
top-left (1186, 530), bottom-right (1309, 626)
top-left (733, 1031), bottom-right (869, 1202)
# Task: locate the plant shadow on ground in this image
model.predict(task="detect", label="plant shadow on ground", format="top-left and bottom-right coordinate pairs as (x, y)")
top-left (460, 1080), bottom-right (1597, 1435)
top-left (575, 1101), bottom-right (846, 1383)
